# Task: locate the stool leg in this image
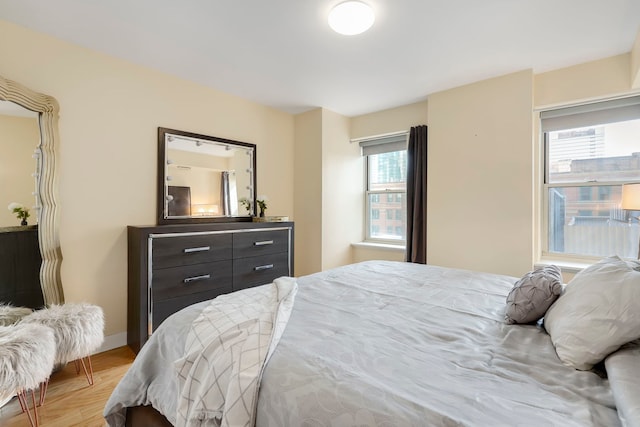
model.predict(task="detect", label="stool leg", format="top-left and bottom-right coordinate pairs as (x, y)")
top-left (38, 378), bottom-right (49, 406)
top-left (17, 390), bottom-right (27, 413)
top-left (17, 389), bottom-right (40, 427)
top-left (78, 355), bottom-right (95, 385)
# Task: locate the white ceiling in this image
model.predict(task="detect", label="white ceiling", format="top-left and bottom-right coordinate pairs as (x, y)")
top-left (1, 0), bottom-right (639, 117)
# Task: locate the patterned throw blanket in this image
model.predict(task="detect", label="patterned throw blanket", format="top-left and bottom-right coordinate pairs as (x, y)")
top-left (174, 277), bottom-right (298, 427)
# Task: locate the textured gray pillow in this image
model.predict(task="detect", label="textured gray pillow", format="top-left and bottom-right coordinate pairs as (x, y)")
top-left (504, 265), bottom-right (563, 324)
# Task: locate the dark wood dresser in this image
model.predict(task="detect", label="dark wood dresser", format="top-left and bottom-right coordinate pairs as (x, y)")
top-left (0, 225), bottom-right (44, 309)
top-left (127, 221), bottom-right (294, 353)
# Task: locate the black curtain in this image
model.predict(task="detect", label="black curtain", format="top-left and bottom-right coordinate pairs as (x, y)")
top-left (405, 125), bottom-right (427, 264)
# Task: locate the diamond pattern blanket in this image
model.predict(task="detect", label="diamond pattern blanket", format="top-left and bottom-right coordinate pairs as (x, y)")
top-left (174, 277), bottom-right (298, 427)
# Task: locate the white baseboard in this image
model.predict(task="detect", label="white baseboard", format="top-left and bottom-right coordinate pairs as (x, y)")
top-left (97, 331), bottom-right (127, 354)
top-left (0, 393), bottom-right (13, 409)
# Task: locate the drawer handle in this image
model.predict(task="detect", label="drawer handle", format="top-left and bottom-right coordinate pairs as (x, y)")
top-left (183, 274), bottom-right (211, 283)
top-left (254, 264), bottom-right (274, 271)
top-left (183, 246), bottom-right (210, 254)
top-left (254, 240), bottom-right (274, 246)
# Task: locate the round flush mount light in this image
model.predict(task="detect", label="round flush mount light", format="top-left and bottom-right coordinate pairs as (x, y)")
top-left (328, 1), bottom-right (375, 36)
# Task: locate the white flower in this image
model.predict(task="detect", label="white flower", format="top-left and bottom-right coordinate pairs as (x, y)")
top-left (8, 202), bottom-right (30, 221)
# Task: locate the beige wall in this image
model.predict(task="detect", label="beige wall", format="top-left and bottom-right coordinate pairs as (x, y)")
top-left (351, 101), bottom-right (429, 139)
top-left (0, 20), bottom-right (295, 343)
top-left (321, 109), bottom-right (361, 270)
top-left (352, 244), bottom-right (405, 263)
top-left (0, 114), bottom-right (40, 227)
top-left (534, 54), bottom-right (632, 108)
top-left (427, 70), bottom-right (534, 277)
top-left (293, 109), bottom-right (323, 276)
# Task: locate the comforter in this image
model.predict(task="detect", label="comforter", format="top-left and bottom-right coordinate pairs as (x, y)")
top-left (105, 260), bottom-right (626, 426)
top-left (175, 277), bottom-right (297, 426)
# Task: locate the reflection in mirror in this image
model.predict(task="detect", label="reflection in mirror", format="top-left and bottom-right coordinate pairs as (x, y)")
top-left (158, 128), bottom-right (257, 224)
top-left (0, 74), bottom-right (64, 305)
top-left (0, 100), bottom-right (39, 227)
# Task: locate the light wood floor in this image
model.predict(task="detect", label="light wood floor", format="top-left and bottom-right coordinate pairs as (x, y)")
top-left (0, 346), bottom-right (135, 427)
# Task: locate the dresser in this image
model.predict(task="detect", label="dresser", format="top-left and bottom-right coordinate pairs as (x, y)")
top-left (0, 226), bottom-right (44, 309)
top-left (127, 221), bottom-right (294, 353)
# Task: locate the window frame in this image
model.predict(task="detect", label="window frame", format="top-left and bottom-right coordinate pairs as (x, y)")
top-left (357, 132), bottom-right (409, 245)
top-left (539, 95), bottom-right (640, 262)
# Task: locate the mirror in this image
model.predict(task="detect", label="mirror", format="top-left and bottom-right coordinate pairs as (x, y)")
top-left (157, 127), bottom-right (257, 224)
top-left (0, 100), bottom-right (39, 227)
top-left (0, 74), bottom-right (64, 305)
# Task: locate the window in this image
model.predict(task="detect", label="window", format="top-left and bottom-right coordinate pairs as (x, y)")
top-left (541, 96), bottom-right (640, 259)
top-left (358, 132), bottom-right (408, 243)
top-left (579, 187), bottom-right (591, 201)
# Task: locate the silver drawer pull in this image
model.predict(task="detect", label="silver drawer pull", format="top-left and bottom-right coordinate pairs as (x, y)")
top-left (183, 246), bottom-right (210, 253)
top-left (254, 264), bottom-right (274, 271)
top-left (183, 274), bottom-right (211, 283)
top-left (254, 240), bottom-right (274, 246)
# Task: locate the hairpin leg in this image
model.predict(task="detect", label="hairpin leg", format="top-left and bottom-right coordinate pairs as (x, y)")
top-left (17, 389), bottom-right (40, 427)
top-left (78, 356), bottom-right (95, 385)
top-left (38, 378), bottom-right (49, 407)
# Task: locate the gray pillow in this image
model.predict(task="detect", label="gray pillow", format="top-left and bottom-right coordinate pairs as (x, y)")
top-left (504, 265), bottom-right (562, 324)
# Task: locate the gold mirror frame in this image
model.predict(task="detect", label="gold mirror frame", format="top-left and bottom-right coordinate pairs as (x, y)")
top-left (0, 74), bottom-right (64, 305)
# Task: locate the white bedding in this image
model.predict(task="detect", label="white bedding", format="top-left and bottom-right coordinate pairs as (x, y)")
top-left (175, 277), bottom-right (297, 427)
top-left (105, 260), bottom-right (623, 426)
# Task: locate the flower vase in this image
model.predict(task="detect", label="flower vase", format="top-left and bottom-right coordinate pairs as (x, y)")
top-left (20, 219), bottom-right (27, 226)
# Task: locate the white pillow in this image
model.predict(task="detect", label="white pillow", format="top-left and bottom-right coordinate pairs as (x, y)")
top-left (544, 255), bottom-right (640, 370)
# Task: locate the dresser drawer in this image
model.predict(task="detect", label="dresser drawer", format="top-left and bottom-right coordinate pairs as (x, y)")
top-left (152, 233), bottom-right (232, 268)
top-left (232, 252), bottom-right (290, 291)
top-left (152, 288), bottom-right (227, 331)
top-left (152, 260), bottom-right (232, 301)
top-left (233, 229), bottom-right (290, 259)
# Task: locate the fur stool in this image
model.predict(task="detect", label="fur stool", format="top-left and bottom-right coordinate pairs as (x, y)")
top-left (22, 303), bottom-right (104, 389)
top-left (0, 303), bottom-right (33, 326)
top-left (0, 323), bottom-right (55, 427)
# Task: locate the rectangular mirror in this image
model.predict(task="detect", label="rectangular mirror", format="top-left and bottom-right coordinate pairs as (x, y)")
top-left (157, 127), bottom-right (256, 224)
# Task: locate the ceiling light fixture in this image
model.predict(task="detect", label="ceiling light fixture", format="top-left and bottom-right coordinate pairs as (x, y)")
top-left (328, 1), bottom-right (375, 36)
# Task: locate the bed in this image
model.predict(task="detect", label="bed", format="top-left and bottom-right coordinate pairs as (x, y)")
top-left (104, 259), bottom-right (640, 426)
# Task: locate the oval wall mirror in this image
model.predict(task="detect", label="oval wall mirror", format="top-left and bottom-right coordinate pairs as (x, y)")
top-left (0, 74), bottom-right (64, 305)
top-left (157, 127), bottom-right (257, 224)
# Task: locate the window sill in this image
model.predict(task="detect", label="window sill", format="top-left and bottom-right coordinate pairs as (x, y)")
top-left (535, 258), bottom-right (593, 275)
top-left (352, 241), bottom-right (406, 252)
